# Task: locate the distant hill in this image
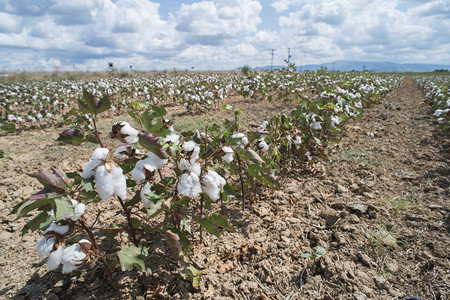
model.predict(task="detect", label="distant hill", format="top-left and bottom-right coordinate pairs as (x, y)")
top-left (251, 60), bottom-right (450, 72)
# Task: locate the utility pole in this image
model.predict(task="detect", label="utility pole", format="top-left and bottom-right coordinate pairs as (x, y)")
top-left (287, 48), bottom-right (291, 66)
top-left (269, 49), bottom-right (275, 71)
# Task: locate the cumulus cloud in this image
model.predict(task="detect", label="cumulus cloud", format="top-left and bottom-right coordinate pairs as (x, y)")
top-left (0, 0), bottom-right (448, 70)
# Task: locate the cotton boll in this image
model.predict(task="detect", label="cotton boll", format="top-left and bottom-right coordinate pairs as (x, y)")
top-left (221, 146), bottom-right (234, 163)
top-left (202, 170), bottom-right (226, 201)
top-left (47, 246), bottom-right (64, 271)
top-left (44, 222), bottom-right (70, 235)
top-left (140, 182), bottom-right (152, 208)
top-left (61, 243), bottom-right (86, 274)
top-left (177, 173), bottom-right (202, 198)
top-left (90, 148), bottom-right (109, 161)
top-left (93, 165), bottom-right (115, 201)
top-left (257, 138), bottom-right (269, 152)
top-left (36, 236), bottom-right (56, 259)
top-left (178, 158), bottom-right (191, 172)
top-left (73, 202), bottom-right (86, 221)
top-left (111, 165), bottom-right (127, 200)
top-left (312, 122), bottom-right (322, 130)
top-left (183, 141), bottom-right (197, 152)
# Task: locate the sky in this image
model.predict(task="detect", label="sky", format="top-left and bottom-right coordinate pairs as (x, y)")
top-left (0, 0), bottom-right (449, 71)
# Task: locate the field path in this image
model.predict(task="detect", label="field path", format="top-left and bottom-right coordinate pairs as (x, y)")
top-left (0, 78), bottom-right (448, 299)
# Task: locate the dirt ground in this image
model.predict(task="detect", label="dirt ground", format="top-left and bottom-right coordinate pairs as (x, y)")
top-left (0, 78), bottom-right (448, 299)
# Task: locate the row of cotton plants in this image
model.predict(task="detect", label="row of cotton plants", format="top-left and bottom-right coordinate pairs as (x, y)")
top-left (12, 69), bottom-right (403, 296)
top-left (415, 76), bottom-right (450, 131)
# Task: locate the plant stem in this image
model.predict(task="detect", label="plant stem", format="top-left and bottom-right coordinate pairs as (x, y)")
top-left (78, 219), bottom-right (122, 300)
top-left (117, 196), bottom-right (139, 246)
top-left (92, 116), bottom-right (105, 148)
top-left (236, 154), bottom-right (245, 210)
top-left (199, 194), bottom-right (204, 244)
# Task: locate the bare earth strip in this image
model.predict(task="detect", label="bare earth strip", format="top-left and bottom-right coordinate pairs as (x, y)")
top-left (0, 78), bottom-right (448, 299)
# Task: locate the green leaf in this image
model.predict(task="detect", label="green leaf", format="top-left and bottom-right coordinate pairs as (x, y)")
top-left (57, 128), bottom-right (84, 146)
top-left (96, 94), bottom-right (112, 114)
top-left (196, 217), bottom-right (219, 237)
top-left (16, 196), bottom-right (55, 217)
top-left (22, 211), bottom-right (50, 235)
top-left (81, 178), bottom-right (95, 192)
top-left (54, 197), bottom-right (74, 220)
top-left (210, 214), bottom-right (236, 233)
top-left (117, 245), bottom-right (149, 273)
top-left (262, 174), bottom-right (280, 188)
top-left (131, 218), bottom-right (141, 229)
top-left (301, 251), bottom-right (312, 258)
top-left (180, 263), bottom-right (203, 288)
top-left (0, 150), bottom-right (12, 160)
top-left (1, 123), bottom-right (16, 133)
top-left (313, 246), bottom-right (325, 258)
top-left (151, 105), bottom-right (167, 118)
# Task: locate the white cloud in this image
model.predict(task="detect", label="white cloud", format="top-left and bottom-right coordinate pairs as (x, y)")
top-left (0, 0), bottom-right (448, 71)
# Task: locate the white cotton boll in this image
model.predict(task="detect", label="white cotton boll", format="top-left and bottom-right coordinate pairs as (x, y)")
top-left (178, 158), bottom-right (191, 172)
top-left (190, 146), bottom-right (200, 163)
top-left (221, 146), bottom-right (234, 163)
top-left (257, 138), bottom-right (269, 152)
top-left (177, 173), bottom-right (202, 198)
top-left (119, 122), bottom-right (139, 144)
top-left (132, 161), bottom-right (147, 184)
top-left (331, 116), bottom-right (341, 128)
top-left (232, 133), bottom-right (248, 148)
top-left (312, 122), bottom-right (322, 130)
top-left (44, 222), bottom-right (70, 235)
top-left (140, 182), bottom-right (152, 208)
top-left (94, 165), bottom-right (115, 201)
top-left (191, 161), bottom-right (201, 176)
top-left (293, 135), bottom-right (302, 146)
top-left (111, 166), bottom-right (127, 200)
top-left (202, 170), bottom-right (226, 201)
top-left (145, 152), bottom-right (168, 170)
top-left (222, 153), bottom-right (234, 163)
top-left (434, 109), bottom-right (443, 117)
top-left (81, 159), bottom-right (101, 179)
top-left (183, 141), bottom-right (197, 152)
top-left (36, 236), bottom-right (56, 259)
top-left (91, 148), bottom-right (109, 161)
top-left (164, 132), bottom-right (180, 145)
top-left (72, 202), bottom-right (86, 221)
top-left (61, 244), bottom-right (86, 274)
top-left (114, 146), bottom-right (128, 161)
top-left (47, 246), bottom-right (64, 271)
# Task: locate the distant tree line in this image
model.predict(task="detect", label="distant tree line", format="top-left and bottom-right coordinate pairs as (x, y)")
top-left (433, 69), bottom-right (448, 72)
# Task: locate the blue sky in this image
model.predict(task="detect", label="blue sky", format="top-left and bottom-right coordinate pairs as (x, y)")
top-left (0, 0), bottom-right (449, 71)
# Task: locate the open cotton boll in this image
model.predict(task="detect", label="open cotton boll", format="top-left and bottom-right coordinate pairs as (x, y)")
top-left (120, 122), bottom-right (139, 144)
top-left (331, 116), bottom-right (341, 128)
top-left (257, 138), bottom-right (269, 152)
top-left (202, 170), bottom-right (226, 201)
top-left (232, 133), bottom-right (248, 148)
top-left (183, 141), bottom-right (197, 152)
top-left (221, 146), bottom-right (234, 163)
top-left (36, 236), bottom-right (56, 259)
top-left (132, 153), bottom-right (168, 184)
top-left (140, 182), bottom-right (152, 208)
top-left (81, 148), bottom-right (109, 179)
top-left (64, 199), bottom-right (85, 221)
top-left (114, 146), bottom-right (128, 161)
top-left (93, 165), bottom-right (115, 201)
top-left (312, 122), bottom-right (322, 130)
top-left (44, 222), bottom-right (70, 235)
top-left (111, 166), bottom-right (127, 200)
top-left (47, 246), bottom-right (64, 271)
top-left (61, 243), bottom-right (86, 274)
top-left (293, 135), bottom-right (302, 146)
top-left (177, 173), bottom-right (202, 198)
